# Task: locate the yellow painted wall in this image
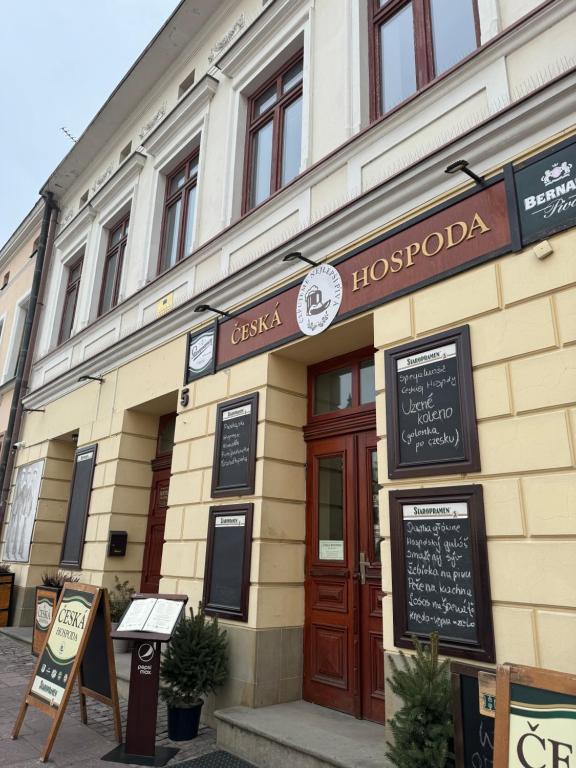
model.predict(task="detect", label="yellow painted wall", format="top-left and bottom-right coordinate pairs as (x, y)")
top-left (375, 227), bottom-right (576, 674)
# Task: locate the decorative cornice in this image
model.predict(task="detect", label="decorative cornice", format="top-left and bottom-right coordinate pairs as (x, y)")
top-left (0, 199), bottom-right (44, 270)
top-left (54, 203), bottom-right (97, 252)
top-left (216, 0), bottom-right (311, 78)
top-left (208, 14), bottom-right (246, 64)
top-left (142, 76), bottom-right (219, 158)
top-left (88, 153), bottom-right (147, 213)
top-left (91, 165), bottom-right (113, 194)
top-left (138, 104), bottom-right (167, 142)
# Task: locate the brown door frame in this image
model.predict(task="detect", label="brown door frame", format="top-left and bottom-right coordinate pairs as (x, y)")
top-left (303, 348), bottom-right (383, 722)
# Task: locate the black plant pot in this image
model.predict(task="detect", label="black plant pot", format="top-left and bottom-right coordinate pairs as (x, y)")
top-left (167, 701), bottom-right (203, 741)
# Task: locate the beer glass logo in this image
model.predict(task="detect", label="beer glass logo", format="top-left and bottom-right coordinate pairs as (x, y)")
top-left (296, 265), bottom-right (342, 336)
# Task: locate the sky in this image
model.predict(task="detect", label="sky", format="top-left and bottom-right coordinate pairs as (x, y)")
top-left (0, 0), bottom-right (182, 248)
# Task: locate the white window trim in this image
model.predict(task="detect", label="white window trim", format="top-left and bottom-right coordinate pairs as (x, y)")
top-left (140, 75), bottom-right (218, 285)
top-left (217, 0), bottom-right (313, 226)
top-left (2, 292), bottom-right (30, 383)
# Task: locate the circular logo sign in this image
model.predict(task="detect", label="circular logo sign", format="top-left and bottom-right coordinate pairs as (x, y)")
top-left (138, 643), bottom-right (155, 662)
top-left (36, 598), bottom-right (53, 630)
top-left (189, 331), bottom-right (214, 374)
top-left (296, 265), bottom-right (342, 336)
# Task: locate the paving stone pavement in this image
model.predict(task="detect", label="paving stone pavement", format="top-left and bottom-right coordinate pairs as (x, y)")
top-left (0, 633), bottom-right (218, 767)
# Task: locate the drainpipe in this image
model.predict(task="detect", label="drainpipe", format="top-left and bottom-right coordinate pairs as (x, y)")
top-left (0, 192), bottom-right (57, 529)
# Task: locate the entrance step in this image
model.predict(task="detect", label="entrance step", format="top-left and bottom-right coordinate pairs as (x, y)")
top-left (215, 701), bottom-right (390, 768)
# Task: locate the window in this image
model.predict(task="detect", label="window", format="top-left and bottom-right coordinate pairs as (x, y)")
top-left (310, 352), bottom-right (375, 418)
top-left (5, 298), bottom-right (29, 380)
top-left (58, 256), bottom-right (83, 344)
top-left (370, 0), bottom-right (478, 116)
top-left (244, 54), bottom-right (304, 211)
top-left (99, 214), bottom-right (129, 316)
top-left (158, 151), bottom-right (199, 273)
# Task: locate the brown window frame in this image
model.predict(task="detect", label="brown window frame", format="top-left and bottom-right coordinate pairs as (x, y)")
top-left (58, 255), bottom-right (83, 345)
top-left (98, 213), bottom-right (129, 317)
top-left (369, 0), bottom-right (480, 121)
top-left (304, 347), bottom-right (377, 441)
top-left (157, 150), bottom-right (199, 274)
top-left (242, 51), bottom-right (304, 214)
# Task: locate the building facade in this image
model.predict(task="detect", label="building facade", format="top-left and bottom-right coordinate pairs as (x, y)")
top-left (1, 0), bottom-right (575, 740)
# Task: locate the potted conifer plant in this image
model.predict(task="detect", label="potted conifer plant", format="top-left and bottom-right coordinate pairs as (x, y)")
top-left (386, 633), bottom-right (454, 768)
top-left (160, 605), bottom-right (228, 741)
top-left (0, 563), bottom-right (15, 627)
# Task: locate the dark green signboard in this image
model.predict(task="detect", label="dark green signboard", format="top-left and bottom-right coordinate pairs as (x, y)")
top-left (514, 138), bottom-right (576, 244)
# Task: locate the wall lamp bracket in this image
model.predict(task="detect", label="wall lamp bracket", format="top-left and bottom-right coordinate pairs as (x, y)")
top-left (78, 375), bottom-right (105, 383)
top-left (444, 159), bottom-right (485, 186)
top-left (194, 304), bottom-right (234, 318)
top-left (282, 252), bottom-right (316, 267)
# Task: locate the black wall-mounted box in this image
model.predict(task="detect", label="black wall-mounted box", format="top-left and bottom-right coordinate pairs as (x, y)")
top-left (108, 531), bottom-right (128, 557)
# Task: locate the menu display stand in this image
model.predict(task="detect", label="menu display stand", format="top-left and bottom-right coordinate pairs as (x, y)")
top-left (102, 593), bottom-right (187, 767)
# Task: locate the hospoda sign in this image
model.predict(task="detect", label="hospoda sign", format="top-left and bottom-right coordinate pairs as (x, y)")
top-left (31, 590), bottom-right (94, 706)
top-left (296, 264), bottom-right (342, 336)
top-left (185, 320), bottom-right (217, 383)
top-left (494, 664), bottom-right (576, 768)
top-left (514, 138), bottom-right (576, 244)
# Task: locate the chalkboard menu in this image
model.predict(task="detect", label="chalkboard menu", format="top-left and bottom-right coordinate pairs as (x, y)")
top-left (211, 393), bottom-right (258, 497)
top-left (451, 663), bottom-right (495, 768)
top-left (513, 136), bottom-right (576, 244)
top-left (203, 504), bottom-right (253, 621)
top-left (389, 485), bottom-right (494, 663)
top-left (60, 444), bottom-right (97, 568)
top-left (385, 326), bottom-right (479, 479)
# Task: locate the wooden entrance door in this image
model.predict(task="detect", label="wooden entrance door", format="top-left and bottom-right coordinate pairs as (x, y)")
top-left (140, 467), bottom-right (170, 593)
top-left (303, 429), bottom-right (385, 723)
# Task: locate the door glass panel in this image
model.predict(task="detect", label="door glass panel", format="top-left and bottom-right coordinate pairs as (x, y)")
top-left (359, 359), bottom-right (376, 404)
top-left (157, 414), bottom-right (176, 456)
top-left (318, 455), bottom-right (344, 560)
top-left (314, 367), bottom-right (353, 414)
top-left (379, 3), bottom-right (417, 112)
top-left (281, 95), bottom-right (302, 185)
top-left (370, 449), bottom-right (381, 561)
top-left (430, 0), bottom-right (476, 75)
top-left (250, 120), bottom-right (273, 207)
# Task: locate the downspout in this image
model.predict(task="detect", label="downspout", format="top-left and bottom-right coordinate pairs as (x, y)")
top-left (0, 192), bottom-right (57, 528)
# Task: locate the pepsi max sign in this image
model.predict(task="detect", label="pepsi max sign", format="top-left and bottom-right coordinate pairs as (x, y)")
top-left (515, 140), bottom-right (576, 243)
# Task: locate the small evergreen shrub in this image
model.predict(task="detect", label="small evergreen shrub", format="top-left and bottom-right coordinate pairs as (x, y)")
top-left (386, 634), bottom-right (453, 768)
top-left (108, 575), bottom-right (135, 622)
top-left (160, 605), bottom-right (228, 707)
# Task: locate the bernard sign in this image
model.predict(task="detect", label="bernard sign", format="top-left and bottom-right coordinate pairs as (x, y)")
top-left (514, 139), bottom-right (576, 243)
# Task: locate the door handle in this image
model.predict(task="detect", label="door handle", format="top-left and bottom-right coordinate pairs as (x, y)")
top-left (359, 551), bottom-right (371, 585)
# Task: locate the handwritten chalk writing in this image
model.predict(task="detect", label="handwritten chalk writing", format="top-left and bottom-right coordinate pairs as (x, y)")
top-left (403, 502), bottom-right (477, 641)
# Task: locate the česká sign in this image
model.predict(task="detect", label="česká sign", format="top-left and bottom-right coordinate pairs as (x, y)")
top-left (494, 663), bottom-right (576, 768)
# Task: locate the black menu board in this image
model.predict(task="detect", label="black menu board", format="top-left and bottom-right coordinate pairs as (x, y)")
top-left (203, 504), bottom-right (253, 621)
top-left (60, 444), bottom-right (97, 567)
top-left (513, 136), bottom-right (576, 244)
top-left (389, 486), bottom-right (494, 663)
top-left (211, 393), bottom-right (258, 497)
top-left (451, 663), bottom-right (495, 768)
top-left (385, 326), bottom-right (479, 479)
